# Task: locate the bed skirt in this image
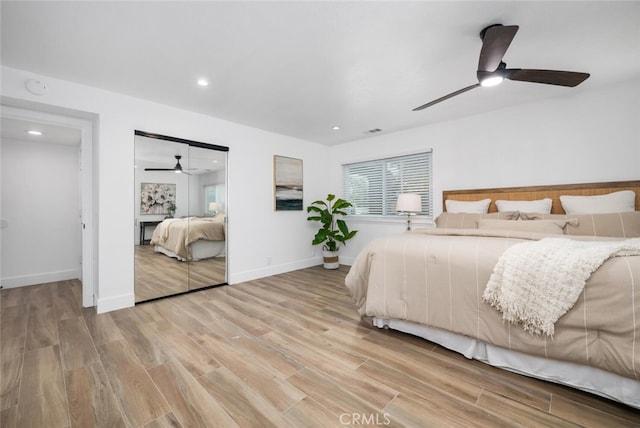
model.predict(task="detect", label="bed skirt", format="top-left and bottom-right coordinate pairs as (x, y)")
top-left (154, 240), bottom-right (225, 261)
top-left (372, 317), bottom-right (640, 409)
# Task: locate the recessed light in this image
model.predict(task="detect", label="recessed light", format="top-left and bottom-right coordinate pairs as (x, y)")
top-left (27, 130), bottom-right (43, 136)
top-left (197, 79), bottom-right (209, 87)
top-left (332, 126), bottom-right (341, 131)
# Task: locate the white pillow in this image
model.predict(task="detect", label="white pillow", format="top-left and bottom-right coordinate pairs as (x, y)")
top-left (560, 190), bottom-right (636, 214)
top-left (445, 198), bottom-right (491, 214)
top-left (495, 198), bottom-right (552, 214)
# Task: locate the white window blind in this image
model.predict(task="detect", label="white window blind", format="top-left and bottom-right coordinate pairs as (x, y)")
top-left (343, 151), bottom-right (433, 217)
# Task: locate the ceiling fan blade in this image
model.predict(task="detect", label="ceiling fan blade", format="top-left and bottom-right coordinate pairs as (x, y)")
top-left (506, 69), bottom-right (590, 87)
top-left (478, 25), bottom-right (519, 72)
top-left (144, 168), bottom-right (174, 171)
top-left (413, 83), bottom-right (480, 111)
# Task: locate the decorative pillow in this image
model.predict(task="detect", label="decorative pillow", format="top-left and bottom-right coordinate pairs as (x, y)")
top-left (520, 212), bottom-right (640, 238)
top-left (445, 198), bottom-right (491, 214)
top-left (477, 218), bottom-right (568, 235)
top-left (495, 198), bottom-right (552, 214)
top-left (435, 211), bottom-right (519, 229)
top-left (559, 190), bottom-right (635, 214)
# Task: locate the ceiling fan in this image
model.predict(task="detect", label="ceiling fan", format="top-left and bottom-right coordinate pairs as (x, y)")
top-left (413, 24), bottom-right (590, 111)
top-left (144, 155), bottom-right (194, 175)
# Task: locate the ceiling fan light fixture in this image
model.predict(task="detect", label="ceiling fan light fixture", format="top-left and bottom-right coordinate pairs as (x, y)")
top-left (480, 75), bottom-right (504, 87)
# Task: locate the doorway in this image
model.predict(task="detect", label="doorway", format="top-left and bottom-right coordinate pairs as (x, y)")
top-left (0, 104), bottom-right (96, 307)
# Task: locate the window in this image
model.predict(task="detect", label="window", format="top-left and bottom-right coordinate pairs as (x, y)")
top-left (343, 151), bottom-right (432, 218)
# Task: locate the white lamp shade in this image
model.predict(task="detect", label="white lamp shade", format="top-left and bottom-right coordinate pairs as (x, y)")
top-left (396, 193), bottom-right (422, 213)
top-left (209, 202), bottom-right (221, 211)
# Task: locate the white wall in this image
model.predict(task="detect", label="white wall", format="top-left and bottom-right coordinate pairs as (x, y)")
top-left (1, 137), bottom-right (81, 287)
top-left (329, 78), bottom-right (640, 263)
top-left (2, 65), bottom-right (328, 313)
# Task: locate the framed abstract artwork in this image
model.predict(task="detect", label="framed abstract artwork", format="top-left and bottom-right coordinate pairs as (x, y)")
top-left (273, 155), bottom-right (303, 211)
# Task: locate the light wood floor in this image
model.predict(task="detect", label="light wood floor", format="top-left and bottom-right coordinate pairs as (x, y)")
top-left (2, 266), bottom-right (640, 427)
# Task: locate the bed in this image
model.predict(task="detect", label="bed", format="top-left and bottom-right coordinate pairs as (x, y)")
top-left (345, 180), bottom-right (640, 408)
top-left (149, 215), bottom-right (226, 261)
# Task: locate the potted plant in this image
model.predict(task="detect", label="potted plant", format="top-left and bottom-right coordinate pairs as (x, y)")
top-left (306, 194), bottom-right (358, 269)
top-left (166, 202), bottom-right (176, 218)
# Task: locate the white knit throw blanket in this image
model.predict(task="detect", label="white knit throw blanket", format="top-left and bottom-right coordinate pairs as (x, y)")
top-left (483, 237), bottom-right (640, 337)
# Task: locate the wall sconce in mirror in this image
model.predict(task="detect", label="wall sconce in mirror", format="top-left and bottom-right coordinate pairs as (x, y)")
top-left (396, 193), bottom-right (422, 231)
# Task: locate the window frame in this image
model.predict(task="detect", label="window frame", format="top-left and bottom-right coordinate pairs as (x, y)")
top-left (342, 150), bottom-right (433, 225)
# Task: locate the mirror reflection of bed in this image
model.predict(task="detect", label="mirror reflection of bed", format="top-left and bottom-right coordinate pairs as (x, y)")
top-left (134, 131), bottom-right (228, 303)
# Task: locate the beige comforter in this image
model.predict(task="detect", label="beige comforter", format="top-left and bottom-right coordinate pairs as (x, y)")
top-left (150, 216), bottom-right (225, 260)
top-left (345, 229), bottom-right (640, 381)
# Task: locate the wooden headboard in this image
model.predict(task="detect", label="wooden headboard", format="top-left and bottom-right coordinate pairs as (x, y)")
top-left (443, 180), bottom-right (640, 214)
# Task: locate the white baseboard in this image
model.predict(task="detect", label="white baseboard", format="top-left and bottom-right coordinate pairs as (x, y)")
top-left (1, 269), bottom-right (80, 289)
top-left (229, 257), bottom-right (321, 284)
top-left (97, 293), bottom-right (135, 314)
top-left (228, 255), bottom-right (355, 285)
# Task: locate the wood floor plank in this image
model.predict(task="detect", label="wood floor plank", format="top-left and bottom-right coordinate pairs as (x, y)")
top-left (196, 333), bottom-right (306, 412)
top-left (65, 363), bottom-right (126, 428)
top-left (0, 337), bottom-right (24, 411)
top-left (363, 329), bottom-right (551, 410)
top-left (262, 331), bottom-right (398, 410)
top-left (17, 345), bottom-right (69, 427)
top-left (283, 396), bottom-right (351, 428)
top-left (82, 307), bottom-right (124, 346)
top-left (147, 361), bottom-right (239, 428)
top-left (144, 320), bottom-right (220, 377)
top-left (53, 280), bottom-right (83, 320)
top-left (384, 392), bottom-right (510, 428)
top-left (97, 340), bottom-right (170, 427)
top-left (359, 360), bottom-right (518, 427)
top-left (150, 298), bottom-right (218, 337)
top-left (287, 367), bottom-right (404, 428)
top-left (357, 359), bottom-right (483, 415)
top-left (198, 366), bottom-right (293, 428)
top-left (476, 389), bottom-right (580, 427)
top-left (143, 412), bottom-right (183, 428)
top-left (549, 394), bottom-right (640, 427)
top-left (1, 305), bottom-right (28, 342)
top-left (0, 305), bottom-right (28, 411)
top-left (200, 296), bottom-right (272, 337)
top-left (201, 317), bottom-right (303, 378)
top-left (58, 316), bottom-right (100, 371)
top-left (110, 308), bottom-right (172, 369)
top-left (263, 326), bottom-right (366, 372)
top-left (0, 285), bottom-right (30, 309)
top-left (25, 286), bottom-right (59, 350)
top-left (0, 405), bottom-right (17, 427)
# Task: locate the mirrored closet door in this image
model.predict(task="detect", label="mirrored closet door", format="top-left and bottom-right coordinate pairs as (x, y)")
top-left (134, 131), bottom-right (228, 303)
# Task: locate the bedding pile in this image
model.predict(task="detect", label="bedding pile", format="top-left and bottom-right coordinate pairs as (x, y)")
top-left (483, 237), bottom-right (640, 337)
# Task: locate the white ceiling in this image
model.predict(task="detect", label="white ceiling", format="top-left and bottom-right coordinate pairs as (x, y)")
top-left (0, 117), bottom-right (81, 145)
top-left (1, 1), bottom-right (639, 146)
